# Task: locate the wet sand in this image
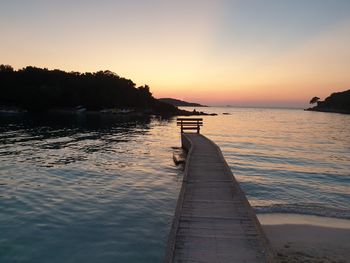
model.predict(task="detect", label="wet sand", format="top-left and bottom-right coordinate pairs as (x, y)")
top-left (258, 214), bottom-right (350, 263)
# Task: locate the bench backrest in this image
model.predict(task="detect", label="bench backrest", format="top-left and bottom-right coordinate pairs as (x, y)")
top-left (177, 118), bottom-right (203, 133)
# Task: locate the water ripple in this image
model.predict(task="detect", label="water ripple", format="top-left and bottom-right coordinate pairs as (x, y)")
top-left (1, 109), bottom-right (350, 262)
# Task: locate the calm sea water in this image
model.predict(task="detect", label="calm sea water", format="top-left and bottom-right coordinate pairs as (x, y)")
top-left (1, 107), bottom-right (349, 262)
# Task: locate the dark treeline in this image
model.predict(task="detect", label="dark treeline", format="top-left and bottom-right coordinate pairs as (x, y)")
top-left (0, 64), bottom-right (180, 114)
top-left (317, 89), bottom-right (350, 111)
top-left (307, 89), bottom-right (350, 114)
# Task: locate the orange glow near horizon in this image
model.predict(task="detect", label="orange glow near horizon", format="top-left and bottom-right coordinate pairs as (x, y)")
top-left (1, 1), bottom-right (350, 107)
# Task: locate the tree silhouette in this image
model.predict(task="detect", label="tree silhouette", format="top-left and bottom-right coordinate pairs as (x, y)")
top-left (309, 96), bottom-right (320, 104)
top-left (0, 64), bottom-right (184, 114)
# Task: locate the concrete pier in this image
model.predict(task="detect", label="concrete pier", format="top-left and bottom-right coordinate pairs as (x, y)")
top-left (165, 133), bottom-right (275, 263)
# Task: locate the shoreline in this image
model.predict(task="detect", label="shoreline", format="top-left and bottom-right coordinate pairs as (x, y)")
top-left (258, 213), bottom-right (350, 229)
top-left (305, 107), bottom-right (350, 114)
top-left (258, 214), bottom-right (350, 262)
top-left (0, 107), bottom-right (217, 117)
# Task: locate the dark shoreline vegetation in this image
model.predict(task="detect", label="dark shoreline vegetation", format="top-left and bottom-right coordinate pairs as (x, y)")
top-left (306, 89), bottom-right (350, 114)
top-left (0, 65), bottom-right (213, 116)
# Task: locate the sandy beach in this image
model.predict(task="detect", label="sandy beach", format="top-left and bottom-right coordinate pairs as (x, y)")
top-left (258, 214), bottom-right (350, 263)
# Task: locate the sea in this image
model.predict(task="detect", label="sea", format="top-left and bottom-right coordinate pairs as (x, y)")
top-left (0, 107), bottom-right (349, 262)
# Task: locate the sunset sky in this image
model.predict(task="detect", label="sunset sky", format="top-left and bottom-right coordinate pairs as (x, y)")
top-left (1, 0), bottom-right (350, 107)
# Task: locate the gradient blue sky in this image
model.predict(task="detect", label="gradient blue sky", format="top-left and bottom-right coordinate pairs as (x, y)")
top-left (1, 0), bottom-right (350, 106)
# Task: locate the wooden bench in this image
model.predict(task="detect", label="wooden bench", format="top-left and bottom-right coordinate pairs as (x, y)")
top-left (177, 118), bottom-right (203, 133)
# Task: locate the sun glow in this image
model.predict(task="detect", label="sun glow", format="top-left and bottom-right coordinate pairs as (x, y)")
top-left (1, 0), bottom-right (350, 107)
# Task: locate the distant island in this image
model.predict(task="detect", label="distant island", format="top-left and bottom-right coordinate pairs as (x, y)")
top-left (0, 65), bottom-right (211, 116)
top-left (158, 98), bottom-right (207, 107)
top-left (306, 89), bottom-right (350, 114)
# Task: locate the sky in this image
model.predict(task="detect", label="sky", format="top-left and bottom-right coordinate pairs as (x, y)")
top-left (1, 0), bottom-right (350, 107)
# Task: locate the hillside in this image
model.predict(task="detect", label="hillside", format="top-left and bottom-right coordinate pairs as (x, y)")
top-left (158, 98), bottom-right (207, 107)
top-left (0, 64), bottom-right (190, 115)
top-left (307, 89), bottom-right (350, 114)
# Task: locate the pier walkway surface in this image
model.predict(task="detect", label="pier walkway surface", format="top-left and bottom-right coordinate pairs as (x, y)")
top-left (166, 133), bottom-right (275, 263)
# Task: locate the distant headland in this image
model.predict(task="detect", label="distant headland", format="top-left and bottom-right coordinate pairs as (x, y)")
top-left (158, 98), bottom-right (207, 107)
top-left (0, 65), bottom-right (213, 116)
top-left (306, 89), bottom-right (350, 114)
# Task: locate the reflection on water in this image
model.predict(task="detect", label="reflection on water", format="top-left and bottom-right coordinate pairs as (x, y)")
top-left (0, 113), bottom-right (182, 263)
top-left (188, 107), bottom-right (350, 218)
top-left (0, 113), bottom-right (153, 167)
top-left (1, 108), bottom-right (350, 262)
